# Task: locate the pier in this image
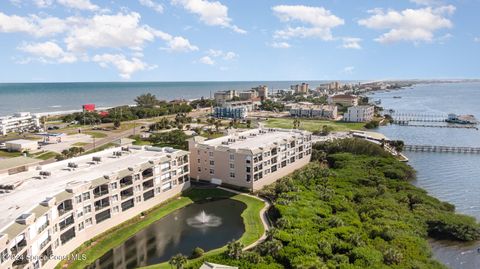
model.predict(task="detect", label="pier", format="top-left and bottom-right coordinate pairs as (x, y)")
top-left (393, 122), bottom-right (478, 130)
top-left (404, 145), bottom-right (480, 154)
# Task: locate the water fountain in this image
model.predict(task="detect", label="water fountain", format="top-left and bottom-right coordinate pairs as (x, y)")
top-left (186, 210), bottom-right (222, 228)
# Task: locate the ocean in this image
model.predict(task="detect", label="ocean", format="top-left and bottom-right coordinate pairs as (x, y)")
top-left (369, 82), bottom-right (480, 269)
top-left (0, 81), bottom-right (341, 116)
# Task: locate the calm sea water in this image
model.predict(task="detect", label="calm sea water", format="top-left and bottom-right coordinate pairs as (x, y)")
top-left (0, 81), bottom-right (341, 116)
top-left (369, 82), bottom-right (480, 269)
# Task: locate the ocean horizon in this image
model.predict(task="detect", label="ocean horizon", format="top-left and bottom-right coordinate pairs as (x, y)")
top-left (0, 80), bottom-right (358, 116)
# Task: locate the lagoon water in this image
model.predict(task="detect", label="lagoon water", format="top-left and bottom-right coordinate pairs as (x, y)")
top-left (369, 82), bottom-right (480, 269)
top-left (87, 199), bottom-right (246, 269)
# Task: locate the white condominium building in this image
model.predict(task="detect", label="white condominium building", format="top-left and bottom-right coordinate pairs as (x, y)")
top-left (0, 112), bottom-right (41, 136)
top-left (289, 104), bottom-right (338, 119)
top-left (344, 105), bottom-right (375, 122)
top-left (189, 128), bottom-right (312, 191)
top-left (0, 146), bottom-right (190, 269)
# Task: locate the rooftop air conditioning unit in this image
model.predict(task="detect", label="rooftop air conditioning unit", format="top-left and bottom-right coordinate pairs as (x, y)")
top-left (92, 156), bottom-right (102, 163)
top-left (39, 171), bottom-right (51, 177)
top-left (68, 162), bottom-right (78, 169)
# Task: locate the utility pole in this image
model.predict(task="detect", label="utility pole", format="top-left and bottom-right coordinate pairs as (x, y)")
top-left (93, 136), bottom-right (96, 151)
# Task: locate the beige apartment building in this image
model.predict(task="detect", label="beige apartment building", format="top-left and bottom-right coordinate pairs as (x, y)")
top-left (189, 128), bottom-right (312, 191)
top-left (0, 146), bottom-right (190, 269)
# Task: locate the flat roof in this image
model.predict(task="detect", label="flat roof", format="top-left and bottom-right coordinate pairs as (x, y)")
top-left (0, 156), bottom-right (41, 171)
top-left (0, 146), bottom-right (186, 232)
top-left (199, 128), bottom-right (311, 151)
top-left (5, 139), bottom-right (38, 145)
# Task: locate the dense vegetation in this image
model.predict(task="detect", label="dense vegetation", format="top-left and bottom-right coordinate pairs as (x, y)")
top-left (260, 100), bottom-right (285, 112)
top-left (183, 139), bottom-right (480, 269)
top-left (61, 93), bottom-right (192, 125)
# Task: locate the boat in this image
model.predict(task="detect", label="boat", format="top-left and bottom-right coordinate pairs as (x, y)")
top-left (446, 114), bottom-right (478, 125)
top-left (393, 96), bottom-right (402, 99)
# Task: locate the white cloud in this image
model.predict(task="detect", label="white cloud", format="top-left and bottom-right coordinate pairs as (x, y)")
top-left (269, 41), bottom-right (291, 48)
top-left (18, 41), bottom-right (77, 63)
top-left (474, 37), bottom-right (480, 43)
top-left (34, 0), bottom-right (53, 8)
top-left (10, 0), bottom-right (23, 6)
top-left (342, 37), bottom-right (362, 49)
top-left (343, 66), bottom-right (355, 74)
top-left (57, 0), bottom-right (99, 11)
top-left (199, 56), bottom-right (214, 65)
top-left (139, 0), bottom-right (164, 13)
top-left (164, 36), bottom-right (198, 52)
top-left (358, 5), bottom-right (455, 44)
top-left (0, 12), bottom-right (68, 37)
top-left (410, 0), bottom-right (442, 6)
top-left (92, 53), bottom-right (152, 79)
top-left (207, 49), bottom-right (237, 60)
top-left (172, 0), bottom-right (246, 34)
top-left (272, 5), bottom-right (344, 40)
top-left (65, 12), bottom-right (157, 52)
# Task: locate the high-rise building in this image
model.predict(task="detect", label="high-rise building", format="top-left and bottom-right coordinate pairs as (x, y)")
top-left (0, 112), bottom-right (41, 135)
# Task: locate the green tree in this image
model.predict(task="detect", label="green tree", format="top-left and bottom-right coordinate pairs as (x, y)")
top-left (113, 120), bottom-right (121, 129)
top-left (226, 240), bottom-right (243, 260)
top-left (134, 93), bottom-right (159, 107)
top-left (168, 253), bottom-right (187, 269)
top-left (190, 247), bottom-right (204, 258)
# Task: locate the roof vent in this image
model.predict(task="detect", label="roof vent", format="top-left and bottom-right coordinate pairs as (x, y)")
top-left (92, 156), bottom-right (102, 163)
top-left (68, 162), bottom-right (78, 169)
top-left (39, 171), bottom-right (51, 177)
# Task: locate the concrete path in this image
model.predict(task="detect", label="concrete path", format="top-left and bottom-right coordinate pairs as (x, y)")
top-left (217, 186), bottom-right (272, 251)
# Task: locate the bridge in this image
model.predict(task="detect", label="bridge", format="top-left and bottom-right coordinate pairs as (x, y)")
top-left (404, 145), bottom-right (480, 154)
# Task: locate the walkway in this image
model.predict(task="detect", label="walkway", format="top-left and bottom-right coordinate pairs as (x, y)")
top-left (217, 186), bottom-right (272, 251)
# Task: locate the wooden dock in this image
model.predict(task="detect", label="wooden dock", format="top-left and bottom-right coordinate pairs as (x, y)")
top-left (404, 145), bottom-right (480, 154)
top-left (394, 122), bottom-right (478, 129)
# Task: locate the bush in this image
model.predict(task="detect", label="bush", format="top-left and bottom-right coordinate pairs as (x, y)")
top-left (427, 213), bottom-right (480, 241)
top-left (364, 120), bottom-right (380, 129)
top-left (190, 247), bottom-right (204, 258)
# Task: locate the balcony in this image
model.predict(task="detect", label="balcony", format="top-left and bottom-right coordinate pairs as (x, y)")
top-left (142, 168), bottom-right (154, 179)
top-left (142, 179), bottom-right (154, 190)
top-left (37, 221), bottom-right (49, 234)
top-left (94, 197), bottom-right (110, 211)
top-left (57, 200), bottom-right (73, 217)
top-left (95, 209), bottom-right (111, 224)
top-left (10, 238), bottom-right (27, 257)
top-left (121, 199), bottom-right (135, 211)
top-left (120, 187), bottom-right (134, 200)
top-left (60, 227), bottom-right (76, 245)
top-left (59, 214), bottom-right (74, 231)
top-left (120, 176), bottom-right (133, 188)
top-left (39, 236), bottom-right (51, 250)
top-left (93, 184), bottom-right (109, 198)
top-left (143, 189), bottom-right (154, 201)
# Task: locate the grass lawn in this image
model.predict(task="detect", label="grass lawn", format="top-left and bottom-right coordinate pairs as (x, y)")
top-left (61, 188), bottom-right (265, 269)
top-left (72, 142), bottom-right (90, 147)
top-left (264, 117), bottom-right (365, 132)
top-left (84, 131), bottom-right (108, 138)
top-left (33, 151), bottom-right (57, 160)
top-left (82, 142), bottom-right (117, 155)
top-left (0, 150), bottom-right (22, 158)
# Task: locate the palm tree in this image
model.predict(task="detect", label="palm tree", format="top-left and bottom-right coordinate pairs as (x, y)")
top-left (214, 120), bottom-right (222, 132)
top-left (134, 93), bottom-right (159, 107)
top-left (168, 253), bottom-right (187, 269)
top-left (226, 240), bottom-right (243, 260)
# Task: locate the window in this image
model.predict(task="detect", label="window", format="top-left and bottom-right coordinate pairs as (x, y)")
top-left (209, 151), bottom-right (214, 157)
top-left (209, 169), bottom-right (214, 174)
top-left (110, 182), bottom-right (117, 189)
top-left (246, 175), bottom-right (251, 182)
top-left (229, 154), bottom-right (235, 160)
top-left (82, 192), bottom-right (90, 200)
top-left (0, 249), bottom-right (8, 264)
top-left (83, 205), bottom-right (91, 214)
top-left (75, 195), bottom-right (82, 204)
top-left (209, 160), bottom-right (215, 166)
top-left (246, 167), bottom-right (251, 173)
top-left (78, 222), bottom-right (84, 231)
top-left (229, 163), bottom-right (235, 169)
top-left (136, 196), bottom-right (142, 203)
top-left (112, 206), bottom-right (119, 214)
top-left (77, 209), bottom-right (83, 218)
top-left (111, 195), bottom-right (118, 202)
top-left (230, 172), bottom-right (235, 178)
top-left (197, 159), bottom-right (200, 163)
top-left (197, 167), bottom-right (201, 172)
top-left (134, 174), bottom-right (140, 181)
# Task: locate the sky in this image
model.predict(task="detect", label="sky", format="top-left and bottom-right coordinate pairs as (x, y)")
top-left (0, 0), bottom-right (479, 82)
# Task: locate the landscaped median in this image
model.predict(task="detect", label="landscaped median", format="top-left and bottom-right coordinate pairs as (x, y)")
top-left (59, 187), bottom-right (266, 269)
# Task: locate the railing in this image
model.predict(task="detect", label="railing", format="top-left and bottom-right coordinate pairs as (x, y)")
top-left (39, 237), bottom-right (51, 250)
top-left (93, 190), bottom-right (109, 198)
top-left (37, 221), bottom-right (49, 234)
top-left (59, 217), bottom-right (74, 231)
top-left (58, 207), bottom-right (73, 217)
